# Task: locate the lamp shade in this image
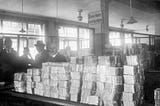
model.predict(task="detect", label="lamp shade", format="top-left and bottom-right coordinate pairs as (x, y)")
top-left (20, 27), bottom-right (26, 33)
top-left (127, 16), bottom-right (138, 24)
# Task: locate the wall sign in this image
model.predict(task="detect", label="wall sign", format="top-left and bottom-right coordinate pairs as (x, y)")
top-left (88, 11), bottom-right (103, 25)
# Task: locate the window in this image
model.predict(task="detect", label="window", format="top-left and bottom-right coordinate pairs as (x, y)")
top-left (125, 33), bottom-right (132, 44)
top-left (109, 32), bottom-right (121, 46)
top-left (109, 31), bottom-right (133, 46)
top-left (59, 26), bottom-right (92, 51)
top-left (3, 21), bottom-right (27, 34)
top-left (0, 19), bottom-right (45, 57)
top-left (79, 28), bottom-right (90, 49)
top-left (28, 23), bottom-right (45, 35)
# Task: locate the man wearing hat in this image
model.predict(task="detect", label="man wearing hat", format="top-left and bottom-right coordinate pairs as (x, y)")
top-left (34, 40), bottom-right (50, 67)
top-left (0, 37), bottom-right (19, 83)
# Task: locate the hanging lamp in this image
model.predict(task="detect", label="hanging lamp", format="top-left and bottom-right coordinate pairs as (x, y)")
top-left (127, 0), bottom-right (138, 24)
top-left (20, 0), bottom-right (26, 33)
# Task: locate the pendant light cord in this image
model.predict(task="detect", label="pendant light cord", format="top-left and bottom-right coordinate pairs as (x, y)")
top-left (56, 0), bottom-right (58, 18)
top-left (21, 0), bottom-right (24, 27)
top-left (129, 0), bottom-right (133, 16)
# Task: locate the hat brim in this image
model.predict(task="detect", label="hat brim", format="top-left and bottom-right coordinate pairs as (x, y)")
top-left (34, 44), bottom-right (45, 46)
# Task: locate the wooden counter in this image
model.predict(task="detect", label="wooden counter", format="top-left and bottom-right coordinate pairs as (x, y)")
top-left (0, 91), bottom-right (97, 106)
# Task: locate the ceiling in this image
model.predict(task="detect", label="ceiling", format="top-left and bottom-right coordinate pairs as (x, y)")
top-left (0, 0), bottom-right (159, 34)
top-left (116, 0), bottom-right (160, 13)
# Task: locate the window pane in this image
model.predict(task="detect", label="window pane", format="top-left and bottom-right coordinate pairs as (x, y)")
top-left (28, 23), bottom-right (44, 35)
top-left (12, 39), bottom-right (18, 51)
top-left (59, 26), bottom-right (77, 37)
top-left (80, 40), bottom-right (89, 49)
top-left (19, 38), bottom-right (27, 56)
top-left (3, 21), bottom-right (27, 34)
top-left (28, 39), bottom-right (38, 59)
top-left (69, 41), bottom-right (77, 51)
top-left (109, 32), bottom-right (121, 46)
top-left (125, 33), bottom-right (132, 44)
top-left (79, 28), bottom-right (90, 39)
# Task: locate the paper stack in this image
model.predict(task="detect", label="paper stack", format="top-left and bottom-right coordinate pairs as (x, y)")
top-left (97, 64), bottom-right (123, 106)
top-left (123, 65), bottom-right (143, 106)
top-left (57, 63), bottom-right (70, 100)
top-left (154, 88), bottom-right (160, 106)
top-left (80, 64), bottom-right (97, 104)
top-left (32, 68), bottom-right (43, 96)
top-left (98, 56), bottom-right (122, 67)
top-left (70, 70), bottom-right (82, 102)
top-left (14, 72), bottom-right (26, 93)
top-left (84, 56), bottom-right (97, 66)
top-left (26, 69), bottom-right (34, 94)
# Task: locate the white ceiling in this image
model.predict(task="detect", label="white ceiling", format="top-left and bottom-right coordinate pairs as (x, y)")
top-left (0, 0), bottom-right (158, 34)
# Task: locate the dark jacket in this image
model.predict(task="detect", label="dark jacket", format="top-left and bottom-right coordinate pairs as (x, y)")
top-left (0, 48), bottom-right (19, 83)
top-left (35, 50), bottom-right (51, 68)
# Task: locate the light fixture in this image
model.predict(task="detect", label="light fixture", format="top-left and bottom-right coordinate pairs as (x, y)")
top-left (120, 19), bottom-right (128, 28)
top-left (146, 25), bottom-right (149, 32)
top-left (127, 0), bottom-right (138, 24)
top-left (77, 9), bottom-right (83, 21)
top-left (20, 0), bottom-right (26, 33)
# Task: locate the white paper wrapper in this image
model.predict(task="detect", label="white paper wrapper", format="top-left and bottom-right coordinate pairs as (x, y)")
top-left (124, 65), bottom-right (138, 76)
top-left (124, 75), bottom-right (139, 85)
top-left (58, 73), bottom-right (70, 81)
top-left (123, 92), bottom-right (137, 102)
top-left (70, 80), bottom-right (81, 88)
top-left (43, 86), bottom-right (50, 97)
top-left (58, 88), bottom-right (69, 98)
top-left (27, 69), bottom-right (33, 76)
top-left (50, 80), bottom-right (58, 87)
top-left (42, 79), bottom-right (50, 86)
top-left (33, 75), bottom-right (41, 82)
top-left (50, 73), bottom-right (58, 80)
top-left (123, 101), bottom-right (137, 106)
top-left (26, 88), bottom-right (33, 94)
top-left (35, 82), bottom-right (43, 90)
top-left (76, 65), bottom-right (83, 72)
top-left (59, 81), bottom-right (69, 88)
top-left (14, 81), bottom-right (25, 88)
top-left (83, 65), bottom-right (97, 74)
top-left (33, 69), bottom-right (41, 76)
top-left (83, 73), bottom-right (96, 82)
top-left (70, 87), bottom-right (80, 94)
top-left (86, 96), bottom-right (99, 105)
top-left (26, 75), bottom-right (32, 82)
top-left (70, 94), bottom-right (78, 102)
top-left (34, 88), bottom-right (43, 96)
top-left (26, 81), bottom-right (34, 88)
top-left (124, 84), bottom-right (140, 93)
top-left (71, 72), bottom-right (81, 80)
top-left (50, 87), bottom-right (59, 98)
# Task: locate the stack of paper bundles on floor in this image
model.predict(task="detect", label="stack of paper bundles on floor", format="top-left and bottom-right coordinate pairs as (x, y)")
top-left (154, 88), bottom-right (160, 106)
top-left (98, 56), bottom-right (122, 67)
top-left (31, 68), bottom-right (43, 96)
top-left (70, 66), bottom-right (82, 102)
top-left (56, 63), bottom-right (70, 100)
top-left (83, 56), bottom-right (97, 66)
top-left (97, 64), bottom-right (123, 106)
top-left (14, 72), bottom-right (26, 93)
top-left (26, 69), bottom-right (34, 94)
top-left (49, 64), bottom-right (59, 98)
top-left (81, 63), bottom-right (97, 104)
top-left (123, 65), bottom-right (143, 106)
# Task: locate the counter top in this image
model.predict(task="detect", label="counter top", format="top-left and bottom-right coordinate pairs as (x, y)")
top-left (0, 91), bottom-right (97, 106)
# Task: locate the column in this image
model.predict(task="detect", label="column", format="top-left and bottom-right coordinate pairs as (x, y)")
top-left (89, 0), bottom-right (110, 56)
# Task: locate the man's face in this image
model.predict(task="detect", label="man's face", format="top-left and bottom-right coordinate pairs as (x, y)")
top-left (36, 46), bottom-right (44, 53)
